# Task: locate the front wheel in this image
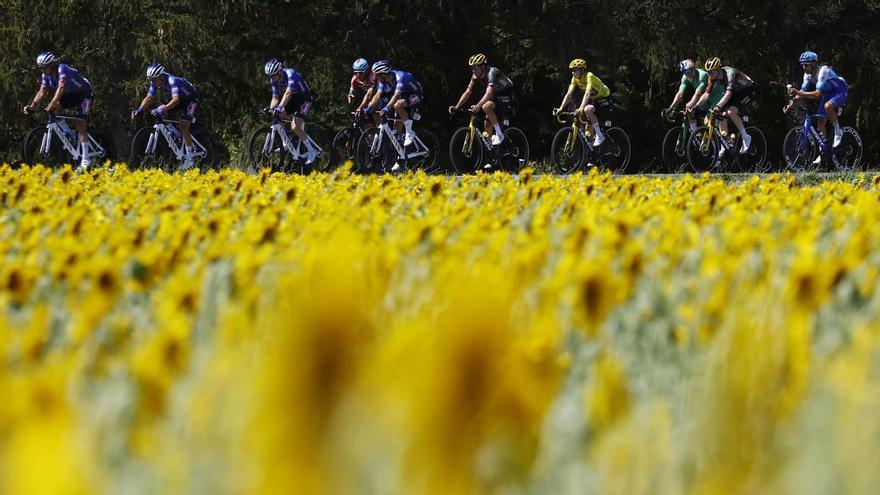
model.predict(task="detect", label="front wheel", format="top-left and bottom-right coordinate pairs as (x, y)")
top-left (248, 127), bottom-right (288, 173)
top-left (550, 127), bottom-right (585, 174)
top-left (355, 128), bottom-right (395, 173)
top-left (332, 127), bottom-right (361, 164)
top-left (448, 127), bottom-right (483, 174)
top-left (193, 128), bottom-right (217, 172)
top-left (661, 126), bottom-right (688, 173)
top-left (833, 127), bottom-right (863, 171)
top-left (130, 126), bottom-right (171, 171)
top-left (412, 128), bottom-right (441, 174)
top-left (22, 127), bottom-right (63, 167)
top-left (686, 126), bottom-right (718, 173)
top-left (498, 127), bottom-right (529, 172)
top-left (598, 127), bottom-right (630, 174)
top-left (782, 126), bottom-right (818, 173)
top-left (304, 125), bottom-right (335, 173)
top-left (734, 127), bottom-right (768, 173)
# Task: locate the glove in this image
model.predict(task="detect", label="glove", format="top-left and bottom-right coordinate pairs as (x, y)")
top-left (362, 107), bottom-right (373, 115)
top-left (380, 106), bottom-right (391, 116)
top-left (574, 107), bottom-right (584, 117)
top-left (133, 108), bottom-right (143, 116)
top-left (151, 106), bottom-right (166, 116)
top-left (552, 107), bottom-right (561, 116)
top-left (272, 106), bottom-right (283, 115)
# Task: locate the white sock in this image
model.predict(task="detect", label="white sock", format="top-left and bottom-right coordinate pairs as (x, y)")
top-left (493, 123), bottom-right (504, 137)
top-left (689, 122), bottom-right (698, 133)
top-left (185, 145), bottom-right (194, 160)
top-left (404, 119), bottom-right (414, 135)
top-left (592, 124), bottom-right (603, 138)
top-left (80, 141), bottom-right (91, 159)
top-left (833, 122), bottom-right (841, 133)
top-left (304, 137), bottom-right (316, 153)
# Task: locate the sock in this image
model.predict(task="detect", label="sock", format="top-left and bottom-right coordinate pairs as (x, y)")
top-left (493, 123), bottom-right (504, 137)
top-left (592, 124), bottom-right (604, 138)
top-left (689, 122), bottom-right (698, 133)
top-left (185, 145), bottom-right (194, 160)
top-left (833, 121), bottom-right (841, 133)
top-left (304, 137), bottom-right (316, 152)
top-left (404, 119), bottom-right (414, 135)
top-left (80, 141), bottom-right (91, 164)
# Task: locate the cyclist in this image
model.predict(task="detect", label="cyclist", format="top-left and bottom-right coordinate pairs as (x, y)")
top-left (785, 51), bottom-right (848, 150)
top-left (552, 58), bottom-right (611, 147)
top-left (663, 59), bottom-right (723, 134)
top-left (698, 57), bottom-right (755, 155)
top-left (262, 58), bottom-right (318, 166)
top-left (448, 53), bottom-right (514, 146)
top-left (369, 60), bottom-right (424, 148)
top-left (348, 58), bottom-right (375, 106)
top-left (22, 51), bottom-right (94, 171)
top-left (132, 63), bottom-right (199, 170)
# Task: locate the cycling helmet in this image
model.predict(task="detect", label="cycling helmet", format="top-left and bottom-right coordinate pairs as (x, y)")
top-left (352, 58), bottom-right (369, 72)
top-left (569, 58), bottom-right (587, 70)
top-left (36, 51), bottom-right (57, 67)
top-left (679, 59), bottom-right (695, 73)
top-left (264, 58), bottom-right (283, 76)
top-left (146, 63), bottom-right (166, 79)
top-left (799, 51), bottom-right (818, 64)
top-left (704, 57), bottom-right (722, 71)
top-left (468, 53), bottom-right (488, 66)
top-left (372, 60), bottom-right (391, 74)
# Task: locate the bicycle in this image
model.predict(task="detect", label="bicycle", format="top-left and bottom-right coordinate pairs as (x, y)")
top-left (355, 111), bottom-right (440, 174)
top-left (685, 110), bottom-right (767, 173)
top-left (131, 116), bottom-right (217, 172)
top-left (782, 91), bottom-right (862, 173)
top-left (22, 110), bottom-right (114, 168)
top-left (332, 111), bottom-right (373, 164)
top-left (550, 110), bottom-right (630, 174)
top-left (247, 110), bottom-right (334, 174)
top-left (660, 109), bottom-right (696, 173)
top-left (448, 109), bottom-right (529, 173)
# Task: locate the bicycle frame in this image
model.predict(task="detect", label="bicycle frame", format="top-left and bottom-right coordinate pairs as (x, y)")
top-left (260, 116), bottom-right (324, 160)
top-left (556, 112), bottom-right (591, 154)
top-left (799, 113), bottom-right (840, 166)
top-left (42, 113), bottom-right (105, 161)
top-left (143, 118), bottom-right (207, 162)
top-left (369, 117), bottom-right (429, 160)
top-left (459, 113), bottom-right (493, 156)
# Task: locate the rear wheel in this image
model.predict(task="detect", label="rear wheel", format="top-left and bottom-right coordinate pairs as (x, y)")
top-left (22, 127), bottom-right (63, 167)
top-left (332, 127), bottom-right (360, 164)
top-left (89, 129), bottom-right (116, 164)
top-left (193, 128), bottom-right (217, 172)
top-left (301, 125), bottom-right (335, 173)
top-left (686, 127), bottom-right (718, 173)
top-left (661, 126), bottom-right (688, 173)
top-left (412, 128), bottom-right (441, 174)
top-left (550, 127), bottom-right (585, 174)
top-left (248, 127), bottom-right (288, 173)
top-left (782, 126), bottom-right (818, 173)
top-left (497, 127), bottom-right (529, 172)
top-left (599, 127), bottom-right (630, 174)
top-left (448, 127), bottom-right (482, 174)
top-left (734, 127), bottom-right (768, 173)
top-left (833, 127), bottom-right (863, 171)
top-left (130, 126), bottom-right (171, 171)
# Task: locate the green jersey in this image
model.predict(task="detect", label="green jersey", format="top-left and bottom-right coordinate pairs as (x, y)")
top-left (679, 69), bottom-right (709, 93)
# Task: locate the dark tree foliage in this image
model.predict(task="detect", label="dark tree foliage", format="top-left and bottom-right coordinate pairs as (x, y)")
top-left (1, 0), bottom-right (877, 167)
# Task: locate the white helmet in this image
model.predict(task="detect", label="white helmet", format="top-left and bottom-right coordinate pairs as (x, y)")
top-left (371, 60), bottom-right (391, 74)
top-left (36, 51), bottom-right (58, 67)
top-left (146, 63), bottom-right (166, 79)
top-left (264, 58), bottom-right (283, 76)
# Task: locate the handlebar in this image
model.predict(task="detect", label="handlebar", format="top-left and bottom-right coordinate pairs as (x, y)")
top-left (553, 110), bottom-right (589, 125)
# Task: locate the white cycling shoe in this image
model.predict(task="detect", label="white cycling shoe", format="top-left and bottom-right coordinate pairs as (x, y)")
top-left (812, 155), bottom-right (823, 166)
top-left (305, 150), bottom-right (318, 166)
top-left (490, 134), bottom-right (505, 146)
top-left (180, 160), bottom-right (195, 171)
top-left (404, 133), bottom-right (415, 147)
top-left (833, 130), bottom-right (843, 148)
top-left (77, 161), bottom-right (90, 173)
top-left (592, 134), bottom-right (605, 147)
top-left (739, 133), bottom-right (752, 153)
top-left (390, 162), bottom-right (402, 173)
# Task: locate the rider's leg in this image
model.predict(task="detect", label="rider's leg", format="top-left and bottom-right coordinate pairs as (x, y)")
top-left (393, 99), bottom-right (415, 145)
top-left (586, 104), bottom-right (604, 145)
top-left (179, 120), bottom-right (195, 169)
top-left (291, 117), bottom-right (317, 164)
top-left (725, 106), bottom-right (751, 152)
top-left (482, 100), bottom-right (505, 144)
top-left (825, 100), bottom-right (844, 147)
top-left (74, 119), bottom-right (91, 168)
top-left (687, 114), bottom-right (699, 134)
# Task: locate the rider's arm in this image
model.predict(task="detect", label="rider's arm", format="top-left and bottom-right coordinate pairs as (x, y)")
top-left (135, 94), bottom-right (154, 113)
top-left (472, 84), bottom-right (494, 109)
top-left (358, 87), bottom-right (374, 110)
top-left (277, 88), bottom-right (294, 110)
top-left (46, 79), bottom-right (66, 110)
top-left (368, 87), bottom-right (385, 109)
top-left (25, 87), bottom-right (48, 112)
top-left (162, 94), bottom-right (181, 111)
top-left (714, 89), bottom-right (733, 110)
top-left (451, 79), bottom-right (476, 111)
top-left (684, 88), bottom-right (705, 110)
top-left (558, 84), bottom-right (576, 111)
top-left (384, 91), bottom-right (402, 112)
top-left (794, 89), bottom-right (822, 100)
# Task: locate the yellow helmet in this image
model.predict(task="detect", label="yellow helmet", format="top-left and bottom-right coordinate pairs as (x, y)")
top-left (569, 58), bottom-right (587, 70)
top-left (704, 57), bottom-right (722, 71)
top-left (468, 53), bottom-right (487, 66)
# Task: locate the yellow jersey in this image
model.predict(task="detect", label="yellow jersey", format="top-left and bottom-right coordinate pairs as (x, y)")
top-left (570, 72), bottom-right (610, 99)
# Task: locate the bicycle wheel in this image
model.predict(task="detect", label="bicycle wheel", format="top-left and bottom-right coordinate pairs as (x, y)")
top-left (598, 127), bottom-right (630, 174)
top-left (247, 127), bottom-right (288, 173)
top-left (304, 126), bottom-right (335, 173)
top-left (90, 129), bottom-right (116, 164)
top-left (782, 126), bottom-right (818, 173)
top-left (22, 127), bottom-right (63, 167)
top-left (332, 127), bottom-right (360, 163)
top-left (355, 128), bottom-right (395, 173)
top-left (448, 127), bottom-right (482, 174)
top-left (411, 128), bottom-right (441, 174)
top-left (550, 127), bottom-right (585, 174)
top-left (833, 127), bottom-right (863, 171)
top-left (130, 126), bottom-right (171, 171)
top-left (661, 127), bottom-right (688, 173)
top-left (498, 127), bottom-right (529, 172)
top-left (686, 127), bottom-right (718, 173)
top-left (193, 128), bottom-right (217, 172)
top-left (734, 127), bottom-right (768, 173)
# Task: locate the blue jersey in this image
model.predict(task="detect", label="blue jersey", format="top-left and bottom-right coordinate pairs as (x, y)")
top-left (816, 65), bottom-right (846, 93)
top-left (270, 68), bottom-right (310, 97)
top-left (378, 70), bottom-right (422, 95)
top-left (41, 63), bottom-right (91, 94)
top-left (148, 73), bottom-right (196, 99)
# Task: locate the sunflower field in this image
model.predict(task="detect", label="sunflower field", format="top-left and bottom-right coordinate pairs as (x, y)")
top-left (1, 164), bottom-right (880, 494)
